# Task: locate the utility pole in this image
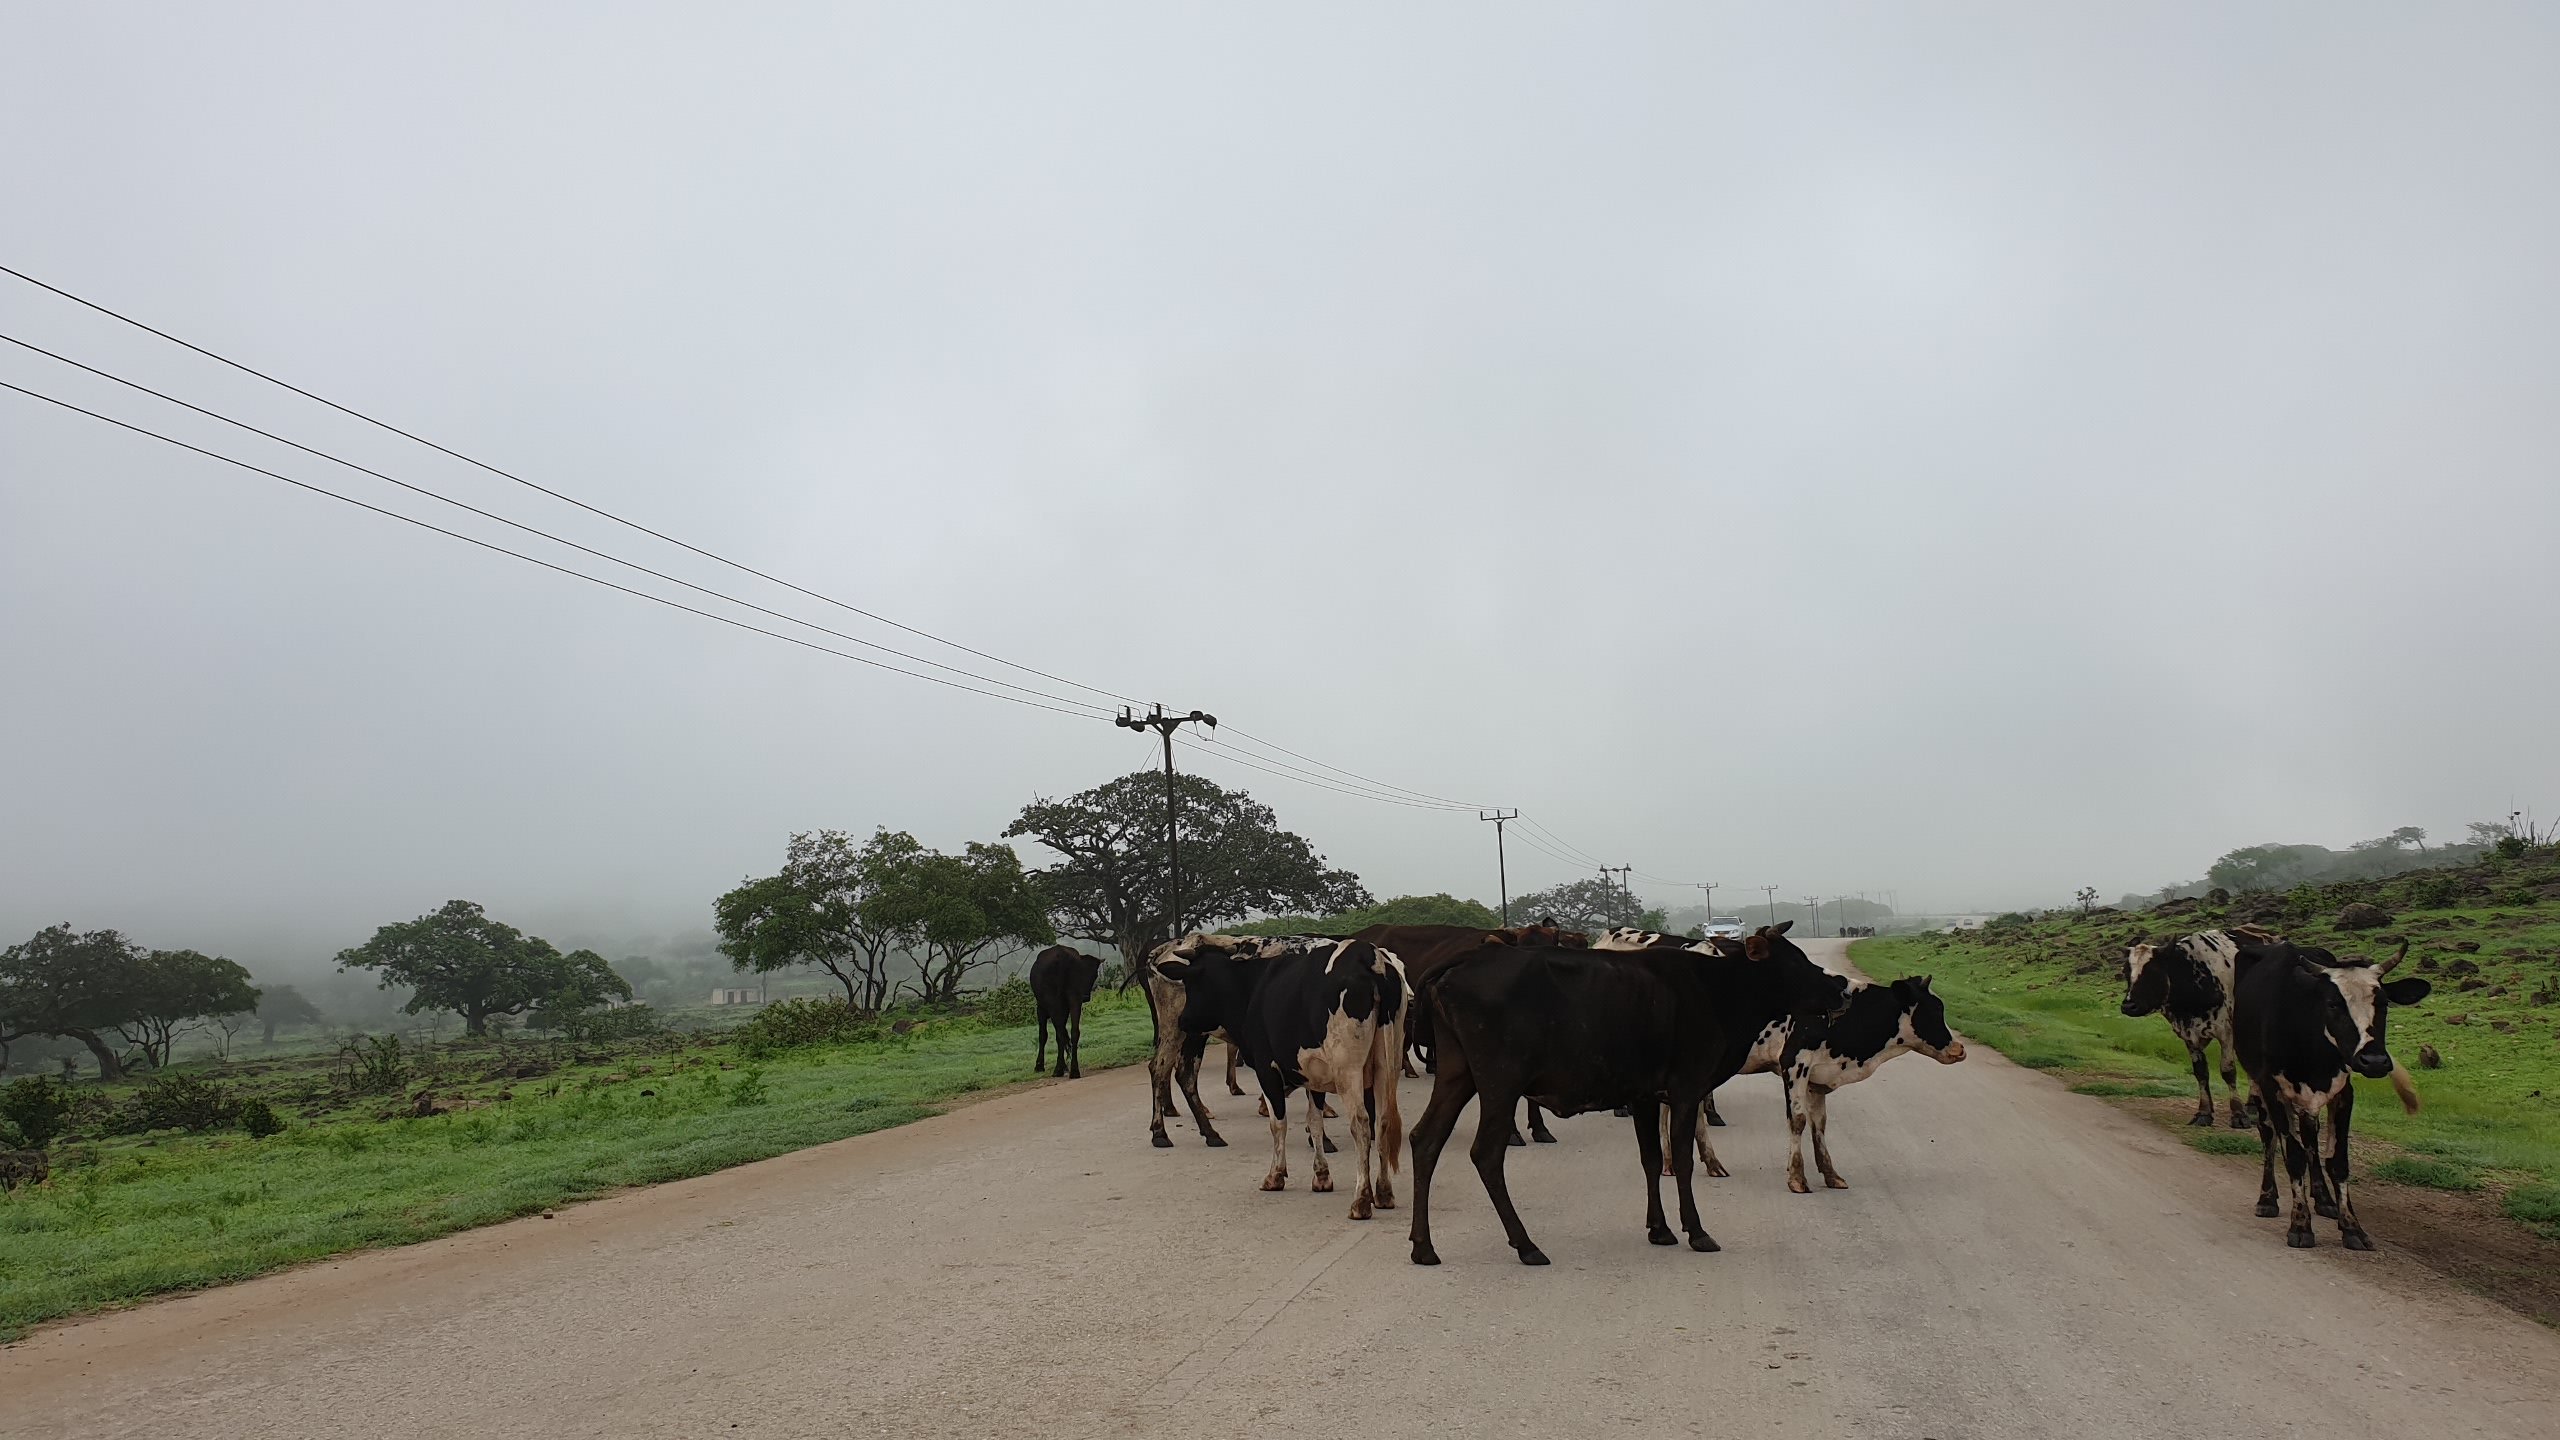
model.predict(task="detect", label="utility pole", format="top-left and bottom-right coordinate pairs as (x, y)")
top-left (1693, 882), bottom-right (1716, 923)
top-left (1804, 896), bottom-right (1820, 938)
top-left (1479, 809), bottom-right (1520, 924)
top-left (1114, 705), bottom-right (1217, 943)
top-left (1760, 884), bottom-right (1779, 925)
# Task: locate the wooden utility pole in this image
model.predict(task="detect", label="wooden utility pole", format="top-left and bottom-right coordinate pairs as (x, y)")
top-left (1114, 705), bottom-right (1217, 942)
top-left (1479, 810), bottom-right (1520, 924)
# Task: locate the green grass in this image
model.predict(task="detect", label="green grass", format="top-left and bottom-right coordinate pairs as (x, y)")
top-left (2187, 1131), bottom-right (2263, 1156)
top-left (1858, 902), bottom-right (2560, 1221)
top-left (0, 995), bottom-right (1154, 1341)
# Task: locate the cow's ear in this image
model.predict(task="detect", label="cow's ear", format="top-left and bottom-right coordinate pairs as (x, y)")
top-left (1745, 934), bottom-right (1769, 960)
top-left (2382, 977), bottom-right (2431, 1006)
top-left (1912, 974), bottom-right (1933, 992)
top-left (1770, 919), bottom-right (1794, 936)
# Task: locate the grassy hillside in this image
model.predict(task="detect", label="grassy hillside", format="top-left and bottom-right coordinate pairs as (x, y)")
top-left (1854, 844), bottom-right (2560, 1246)
top-left (0, 993), bottom-right (1154, 1341)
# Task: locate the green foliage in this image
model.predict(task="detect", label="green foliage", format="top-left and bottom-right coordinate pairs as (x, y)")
top-left (2068, 1080), bottom-right (2189, 1098)
top-left (1234, 892), bottom-right (1504, 937)
top-left (726, 1066), bottom-right (770, 1108)
top-left (2494, 834), bottom-right (2530, 860)
top-left (334, 1033), bottom-right (411, 1095)
top-left (1506, 877), bottom-right (1649, 933)
top-left (121, 1074), bottom-right (240, 1134)
top-left (0, 1076), bottom-right (76, 1149)
top-left (237, 1099), bottom-right (285, 1139)
top-left (874, 840), bottom-right (1055, 1004)
top-left (715, 828), bottom-right (922, 1014)
top-left (1, 924), bottom-right (155, 1078)
top-left (336, 901), bottom-right (628, 1036)
top-left (1005, 771), bottom-right (1370, 968)
top-left (254, 982), bottom-right (323, 1042)
top-left (2505, 1182), bottom-right (2560, 1234)
top-left (109, 948), bottom-right (261, 1069)
top-left (1984, 912), bottom-right (2034, 930)
top-left (555, 1004), bottom-right (668, 1044)
top-left (976, 975), bottom-right (1036, 1027)
top-left (733, 997), bottom-right (871, 1056)
top-left (2370, 1155), bottom-right (2481, 1191)
top-left (2187, 1131), bottom-right (2262, 1156)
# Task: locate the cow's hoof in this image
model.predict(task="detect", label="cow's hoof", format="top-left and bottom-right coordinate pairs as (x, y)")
top-left (1227, 1085), bottom-right (1246, 1097)
top-left (1260, 1175), bottom-right (1287, 1192)
top-left (2341, 1231), bottom-right (2374, 1252)
top-left (1648, 1226), bottom-right (1678, 1246)
top-left (1349, 1199), bottom-right (1374, 1221)
top-left (2188, 1112), bottom-right (2214, 1127)
top-left (2287, 1230), bottom-right (2316, 1249)
top-left (2228, 1112), bottom-right (2252, 1130)
top-left (1323, 1104), bottom-right (1339, 1119)
top-left (1787, 1177), bottom-right (1811, 1195)
top-left (1256, 1100), bottom-right (1270, 1117)
top-left (1707, 1163), bottom-right (1731, 1180)
top-left (1531, 1130), bottom-right (1556, 1144)
top-left (2255, 1201), bottom-right (2280, 1218)
top-left (1322, 1137), bottom-right (1338, 1155)
top-left (1517, 1246), bottom-right (1551, 1267)
top-left (1660, 1164), bottom-right (1673, 1178)
top-left (1374, 1193), bottom-right (1396, 1211)
top-left (1689, 1233), bottom-right (1720, 1253)
top-left (1151, 1133), bottom-right (1173, 1149)
top-left (2314, 1200), bottom-right (2340, 1221)
top-left (1411, 1243), bottom-right (1441, 1266)
top-left (1203, 1133), bottom-right (1227, 1148)
top-left (1506, 1131), bottom-right (1526, 1147)
top-left (1706, 1112), bottom-right (1727, 1128)
top-left (1824, 1176), bottom-right (1849, 1191)
top-left (1312, 1175), bottom-right (1334, 1193)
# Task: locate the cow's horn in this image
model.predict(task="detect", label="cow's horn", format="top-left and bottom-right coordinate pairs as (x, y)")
top-left (2377, 940), bottom-right (2409, 976)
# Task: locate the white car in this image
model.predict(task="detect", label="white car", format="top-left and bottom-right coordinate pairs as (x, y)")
top-left (1704, 916), bottom-right (1747, 940)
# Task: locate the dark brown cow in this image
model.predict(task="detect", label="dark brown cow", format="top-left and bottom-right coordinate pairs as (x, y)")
top-left (1029, 945), bottom-right (1106, 1079)
top-left (1366, 921), bottom-right (1589, 1144)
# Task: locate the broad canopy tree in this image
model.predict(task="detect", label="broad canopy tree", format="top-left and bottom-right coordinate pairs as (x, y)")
top-left (335, 900), bottom-right (627, 1036)
top-left (1005, 771), bottom-right (1372, 972)
top-left (0, 925), bottom-right (260, 1077)
top-left (877, 841), bottom-right (1054, 1004)
top-left (1504, 877), bottom-right (1661, 934)
top-left (111, 948), bottom-right (259, 1069)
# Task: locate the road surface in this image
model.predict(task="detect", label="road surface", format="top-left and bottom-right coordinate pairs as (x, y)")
top-left (5, 940), bottom-right (2555, 1438)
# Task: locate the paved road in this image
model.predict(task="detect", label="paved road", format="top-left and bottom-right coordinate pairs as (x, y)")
top-left (6, 940), bottom-right (2556, 1439)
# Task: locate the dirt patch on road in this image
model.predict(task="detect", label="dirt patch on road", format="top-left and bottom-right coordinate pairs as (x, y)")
top-left (2110, 1094), bottom-right (2560, 1328)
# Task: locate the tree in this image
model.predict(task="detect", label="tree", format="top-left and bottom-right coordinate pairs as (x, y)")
top-left (2074, 887), bottom-right (2100, 917)
top-left (1233, 893), bottom-right (1503, 937)
top-left (878, 841), bottom-right (1056, 1004)
top-left (111, 949), bottom-right (259, 1069)
top-left (0, 924), bottom-right (152, 1079)
top-left (335, 901), bottom-right (624, 1036)
top-left (1506, 877), bottom-right (1656, 933)
top-left (527, 950), bottom-right (633, 1032)
top-left (256, 983), bottom-right (324, 1043)
top-left (714, 829), bottom-right (922, 1013)
top-left (2205, 843), bottom-right (2333, 894)
top-left (1005, 772), bottom-right (1371, 971)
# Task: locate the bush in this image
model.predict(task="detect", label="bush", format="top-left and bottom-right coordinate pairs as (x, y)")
top-left (2403, 873), bottom-right (2461, 910)
top-left (121, 1074), bottom-right (240, 1135)
top-left (728, 1065), bottom-right (770, 1108)
top-left (563, 1004), bottom-right (670, 1044)
top-left (0, 1076), bottom-right (76, 1149)
top-left (734, 997), bottom-right (871, 1056)
top-left (237, 1098), bottom-right (286, 1139)
top-left (335, 1034), bottom-right (411, 1095)
top-left (977, 976), bottom-right (1036, 1027)
top-left (2371, 1155), bottom-right (2481, 1190)
top-left (1985, 912), bottom-right (2034, 931)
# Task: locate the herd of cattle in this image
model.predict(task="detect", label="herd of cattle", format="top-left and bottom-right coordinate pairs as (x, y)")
top-left (1022, 915), bottom-right (2429, 1265)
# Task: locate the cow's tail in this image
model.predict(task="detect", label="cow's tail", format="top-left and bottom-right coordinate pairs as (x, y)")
top-left (2389, 1060), bottom-right (2421, 1115)
top-left (1376, 1010), bottom-right (1406, 1179)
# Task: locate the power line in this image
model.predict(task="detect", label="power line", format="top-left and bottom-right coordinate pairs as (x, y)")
top-left (0, 262), bottom-right (1152, 713)
top-left (0, 330), bottom-right (1122, 719)
top-left (1173, 736), bottom-right (1477, 811)
top-left (1210, 723), bottom-right (1494, 810)
top-left (0, 378), bottom-right (1108, 721)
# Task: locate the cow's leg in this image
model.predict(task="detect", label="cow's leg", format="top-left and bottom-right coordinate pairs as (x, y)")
top-left (1669, 1090), bottom-right (1716, 1251)
top-left (1312, 1091), bottom-right (1338, 1154)
top-left (2327, 1088), bottom-right (2370, 1250)
top-left (1147, 1023), bottom-right (1180, 1146)
top-left (2185, 1036), bottom-right (2215, 1126)
top-left (1633, 1097), bottom-right (1674, 1245)
top-left (1345, 1083), bottom-right (1378, 1221)
top-left (1469, 1089), bottom-right (1547, 1265)
top-left (1406, 1060), bottom-right (1477, 1265)
top-left (1783, 1069), bottom-right (1813, 1195)
top-left (2253, 1097), bottom-right (2282, 1218)
top-left (1065, 1001), bottom-right (1084, 1080)
top-left (1657, 1104), bottom-right (1673, 1177)
top-left (2293, 1101), bottom-right (2334, 1240)
top-left (1806, 1085), bottom-right (1847, 1189)
top-left (1260, 1077), bottom-right (1291, 1191)
top-left (1699, 1109), bottom-right (1731, 1179)
top-left (1034, 1008), bottom-right (1051, 1075)
top-left (1306, 1091), bottom-right (1335, 1191)
top-left (2305, 1107), bottom-right (2339, 1219)
top-left (1704, 1089), bottom-right (1727, 1127)
top-left (2220, 1028), bottom-right (2248, 1129)
top-left (1527, 1100), bottom-right (1555, 1144)
top-left (1175, 1034), bottom-right (1226, 1148)
top-left (1225, 1040), bottom-right (1247, 1097)
top-left (1506, 1101), bottom-right (1528, 1147)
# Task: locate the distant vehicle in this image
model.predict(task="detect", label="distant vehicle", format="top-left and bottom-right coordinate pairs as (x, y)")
top-left (1704, 916), bottom-right (1747, 940)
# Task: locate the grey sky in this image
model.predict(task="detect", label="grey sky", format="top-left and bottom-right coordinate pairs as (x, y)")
top-left (5, 4), bottom-right (2555, 968)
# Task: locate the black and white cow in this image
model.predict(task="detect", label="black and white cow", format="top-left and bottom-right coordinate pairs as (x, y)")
top-left (1761, 976), bottom-right (1965, 1193)
top-left (2121, 927), bottom-right (2265, 1129)
top-left (1151, 933), bottom-right (1409, 1221)
top-left (1141, 946), bottom-right (1256, 1149)
top-left (2232, 936), bottom-right (2428, 1250)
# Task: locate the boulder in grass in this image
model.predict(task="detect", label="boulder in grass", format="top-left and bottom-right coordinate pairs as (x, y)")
top-left (2338, 903), bottom-right (2393, 930)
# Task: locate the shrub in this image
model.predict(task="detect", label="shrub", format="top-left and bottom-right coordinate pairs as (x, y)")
top-left (734, 998), bottom-right (870, 1056)
top-left (0, 1075), bottom-right (76, 1149)
top-left (2371, 1155), bottom-right (2481, 1190)
top-left (977, 976), bottom-right (1037, 1027)
top-left (336, 1033), bottom-right (411, 1095)
top-left (121, 1074), bottom-right (240, 1134)
top-left (569, 1004), bottom-right (669, 1043)
top-left (237, 1098), bottom-right (286, 1139)
top-left (1985, 912), bottom-right (2033, 931)
top-left (2403, 873), bottom-right (2461, 910)
top-left (727, 1065), bottom-right (770, 1108)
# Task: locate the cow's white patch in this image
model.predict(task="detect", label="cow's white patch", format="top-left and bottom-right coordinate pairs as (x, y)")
top-left (2323, 968), bottom-right (2384, 1056)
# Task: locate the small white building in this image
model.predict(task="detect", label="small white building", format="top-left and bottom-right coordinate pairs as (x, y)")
top-left (707, 987), bottom-right (762, 1006)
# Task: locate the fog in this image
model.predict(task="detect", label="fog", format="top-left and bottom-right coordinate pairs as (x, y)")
top-left (5, 5), bottom-right (2556, 974)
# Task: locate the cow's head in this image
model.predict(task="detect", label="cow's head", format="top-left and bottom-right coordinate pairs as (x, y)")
top-left (2120, 940), bottom-right (2170, 1017)
top-left (1745, 921), bottom-right (1854, 1024)
top-left (2307, 947), bottom-right (2430, 1081)
top-left (1891, 976), bottom-right (1965, 1063)
top-left (1150, 933), bottom-right (1265, 1034)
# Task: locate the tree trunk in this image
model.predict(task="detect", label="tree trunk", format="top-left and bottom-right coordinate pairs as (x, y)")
top-left (66, 1028), bottom-right (124, 1080)
top-left (263, 1017), bottom-right (277, 1044)
top-left (464, 1010), bottom-right (488, 1036)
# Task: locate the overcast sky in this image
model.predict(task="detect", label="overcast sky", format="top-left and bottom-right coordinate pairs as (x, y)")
top-left (4, 4), bottom-right (2555, 969)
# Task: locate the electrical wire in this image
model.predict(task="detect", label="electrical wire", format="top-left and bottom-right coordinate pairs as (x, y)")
top-left (0, 378), bottom-right (1108, 721)
top-left (1173, 736), bottom-right (1477, 811)
top-left (0, 331), bottom-right (1121, 719)
top-left (1210, 723), bottom-right (1495, 810)
top-left (0, 262), bottom-right (1151, 713)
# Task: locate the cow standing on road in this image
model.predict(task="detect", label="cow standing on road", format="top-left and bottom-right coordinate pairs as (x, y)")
top-left (1405, 922), bottom-right (1850, 1266)
top-left (2233, 936), bottom-right (2428, 1250)
top-left (2121, 928), bottom-right (2265, 1129)
top-left (1029, 945), bottom-right (1106, 1079)
top-left (1763, 976), bottom-right (1965, 1192)
top-left (1365, 919), bottom-right (1589, 1143)
top-left (1152, 934), bottom-right (1409, 1220)
top-left (1140, 945), bottom-right (1254, 1149)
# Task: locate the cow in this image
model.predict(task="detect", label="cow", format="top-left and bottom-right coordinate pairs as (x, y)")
top-left (1029, 945), bottom-right (1107, 1079)
top-left (1365, 920), bottom-right (1589, 1144)
top-left (1151, 933), bottom-right (1408, 1220)
top-left (1140, 943), bottom-right (1252, 1149)
top-left (1404, 922), bottom-right (1850, 1266)
top-left (2121, 927), bottom-right (2267, 1128)
top-left (1590, 927), bottom-right (1738, 1132)
top-left (1760, 975), bottom-right (1965, 1192)
top-left (2232, 935), bottom-right (2428, 1250)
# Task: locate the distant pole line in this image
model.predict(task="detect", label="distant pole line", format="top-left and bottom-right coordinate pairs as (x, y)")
top-left (1115, 706), bottom-right (1217, 942)
top-left (1479, 810), bottom-right (1520, 924)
